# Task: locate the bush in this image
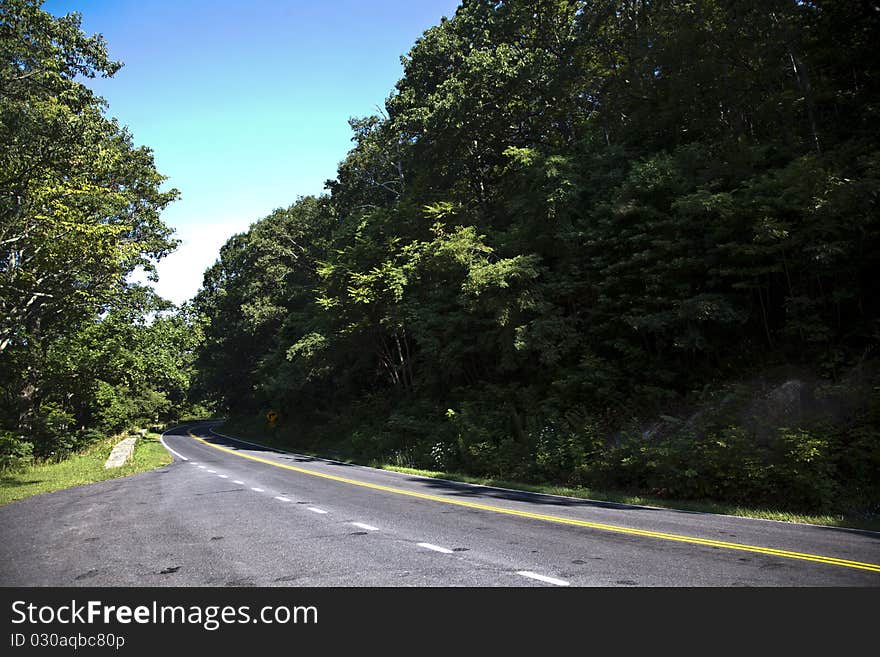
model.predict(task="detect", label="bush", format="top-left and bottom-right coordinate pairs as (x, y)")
top-left (76, 428), bottom-right (105, 449)
top-left (0, 432), bottom-right (34, 472)
top-left (94, 381), bottom-right (136, 433)
top-left (530, 421), bottom-right (602, 486)
top-left (27, 402), bottom-right (78, 460)
top-left (444, 402), bottom-right (532, 479)
top-left (770, 428), bottom-right (840, 512)
top-left (677, 427), bottom-right (771, 503)
top-left (834, 423), bottom-right (880, 515)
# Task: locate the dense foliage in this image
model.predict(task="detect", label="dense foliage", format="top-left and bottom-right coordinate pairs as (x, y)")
top-left (193, 0), bottom-right (880, 515)
top-left (0, 1), bottom-right (196, 467)
top-left (195, 0), bottom-right (880, 514)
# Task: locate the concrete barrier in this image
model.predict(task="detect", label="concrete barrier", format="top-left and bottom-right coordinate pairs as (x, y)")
top-left (104, 436), bottom-right (138, 469)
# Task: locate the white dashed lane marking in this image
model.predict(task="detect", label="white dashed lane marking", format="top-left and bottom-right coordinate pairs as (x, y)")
top-left (516, 571), bottom-right (570, 587)
top-left (251, 487), bottom-right (264, 493)
top-left (307, 507), bottom-right (328, 515)
top-left (417, 543), bottom-right (454, 554)
top-left (351, 522), bottom-right (379, 531)
top-left (275, 496), bottom-right (292, 502)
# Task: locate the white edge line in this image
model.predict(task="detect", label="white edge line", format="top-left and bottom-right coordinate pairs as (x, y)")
top-left (417, 542), bottom-right (454, 554)
top-left (158, 429), bottom-right (189, 461)
top-left (516, 571), bottom-right (570, 587)
top-left (307, 507), bottom-right (328, 514)
top-left (351, 522), bottom-right (379, 531)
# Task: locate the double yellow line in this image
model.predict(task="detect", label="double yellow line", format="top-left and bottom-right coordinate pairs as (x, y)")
top-left (188, 432), bottom-right (880, 574)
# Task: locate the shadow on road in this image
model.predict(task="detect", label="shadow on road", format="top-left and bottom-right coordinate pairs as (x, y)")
top-left (807, 523), bottom-right (880, 541)
top-left (170, 422), bottom-right (356, 468)
top-left (404, 475), bottom-right (667, 512)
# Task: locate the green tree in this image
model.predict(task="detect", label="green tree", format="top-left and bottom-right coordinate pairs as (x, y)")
top-left (0, 0), bottom-right (180, 453)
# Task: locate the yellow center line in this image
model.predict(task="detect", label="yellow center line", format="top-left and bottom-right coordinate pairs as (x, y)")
top-left (187, 432), bottom-right (880, 574)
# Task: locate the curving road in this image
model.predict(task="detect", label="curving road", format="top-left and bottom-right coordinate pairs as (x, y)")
top-left (1, 422), bottom-right (878, 586)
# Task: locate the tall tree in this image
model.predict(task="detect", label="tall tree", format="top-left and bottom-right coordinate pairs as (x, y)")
top-left (0, 0), bottom-right (178, 355)
top-left (0, 0), bottom-right (179, 445)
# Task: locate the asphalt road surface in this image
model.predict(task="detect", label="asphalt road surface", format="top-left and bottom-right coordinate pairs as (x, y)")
top-left (1, 422), bottom-right (878, 586)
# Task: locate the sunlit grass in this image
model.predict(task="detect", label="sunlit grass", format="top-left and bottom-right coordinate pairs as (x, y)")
top-left (0, 432), bottom-right (172, 506)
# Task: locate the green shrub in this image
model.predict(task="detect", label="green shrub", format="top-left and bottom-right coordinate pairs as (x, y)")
top-left (834, 423), bottom-right (880, 514)
top-left (0, 432), bottom-right (34, 472)
top-left (27, 402), bottom-right (78, 460)
top-left (770, 428), bottom-right (840, 512)
top-left (531, 422), bottom-right (601, 486)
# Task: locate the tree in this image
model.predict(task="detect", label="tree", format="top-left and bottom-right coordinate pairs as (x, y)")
top-left (194, 196), bottom-right (334, 415)
top-left (0, 0), bottom-right (179, 451)
top-left (0, 0), bottom-right (178, 355)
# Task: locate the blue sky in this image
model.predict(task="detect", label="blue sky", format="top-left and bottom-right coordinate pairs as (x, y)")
top-left (43, 0), bottom-right (461, 304)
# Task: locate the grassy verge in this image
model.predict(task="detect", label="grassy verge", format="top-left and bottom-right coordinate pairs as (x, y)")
top-left (0, 432), bottom-right (172, 507)
top-left (374, 465), bottom-right (880, 531)
top-left (220, 418), bottom-right (880, 532)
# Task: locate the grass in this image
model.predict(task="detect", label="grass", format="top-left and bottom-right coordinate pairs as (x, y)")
top-left (220, 418), bottom-right (880, 532)
top-left (0, 431), bottom-right (172, 507)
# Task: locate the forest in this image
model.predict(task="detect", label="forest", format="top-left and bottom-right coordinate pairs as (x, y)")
top-left (3, 1), bottom-right (879, 518)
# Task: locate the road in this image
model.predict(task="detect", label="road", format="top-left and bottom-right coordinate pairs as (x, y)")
top-left (1, 422), bottom-right (878, 586)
